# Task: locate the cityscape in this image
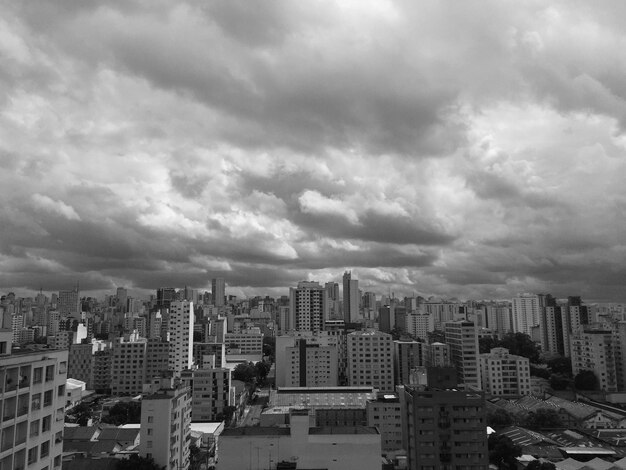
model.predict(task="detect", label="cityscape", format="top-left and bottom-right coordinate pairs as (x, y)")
top-left (2, 1), bottom-right (626, 470)
top-left (2, 278), bottom-right (626, 470)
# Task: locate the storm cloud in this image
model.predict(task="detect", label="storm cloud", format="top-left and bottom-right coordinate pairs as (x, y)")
top-left (1, 0), bottom-right (626, 301)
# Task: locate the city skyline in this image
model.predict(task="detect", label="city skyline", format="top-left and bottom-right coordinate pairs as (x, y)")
top-left (2, 2), bottom-right (626, 301)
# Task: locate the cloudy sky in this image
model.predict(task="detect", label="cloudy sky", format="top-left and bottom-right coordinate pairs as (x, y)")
top-left (1, 1), bottom-right (626, 302)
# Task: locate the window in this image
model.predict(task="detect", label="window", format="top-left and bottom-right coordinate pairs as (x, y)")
top-left (42, 415), bottom-right (51, 433)
top-left (147, 441), bottom-right (153, 448)
top-left (147, 416), bottom-right (153, 423)
top-left (57, 385), bottom-right (65, 397)
top-left (59, 362), bottom-right (67, 374)
top-left (45, 366), bottom-right (54, 382)
top-left (44, 390), bottom-right (53, 407)
top-left (33, 368), bottom-right (43, 384)
top-left (41, 441), bottom-right (50, 458)
top-left (30, 420), bottom-right (39, 437)
top-left (147, 429), bottom-right (153, 436)
top-left (27, 447), bottom-right (37, 465)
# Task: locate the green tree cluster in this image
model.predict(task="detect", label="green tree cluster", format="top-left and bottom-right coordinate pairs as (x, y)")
top-left (488, 434), bottom-right (521, 470)
top-left (479, 333), bottom-right (541, 363)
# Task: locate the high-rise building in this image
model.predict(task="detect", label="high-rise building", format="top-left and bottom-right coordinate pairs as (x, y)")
top-left (156, 287), bottom-right (176, 309)
top-left (511, 294), bottom-right (542, 336)
top-left (479, 347), bottom-right (531, 397)
top-left (343, 271), bottom-right (359, 323)
top-left (116, 287), bottom-right (128, 313)
top-left (139, 376), bottom-right (192, 470)
top-left (379, 305), bottom-right (394, 333)
top-left (444, 321), bottom-right (481, 390)
top-left (182, 367), bottom-right (231, 422)
top-left (539, 296), bottom-right (565, 356)
top-left (427, 342), bottom-right (451, 367)
top-left (570, 327), bottom-right (617, 392)
top-left (289, 281), bottom-right (327, 333)
top-left (168, 300), bottom-right (194, 376)
top-left (394, 340), bottom-right (427, 386)
top-left (58, 288), bottom-right (80, 318)
top-left (366, 393), bottom-right (403, 452)
top-left (401, 385), bottom-right (489, 470)
top-left (275, 335), bottom-right (338, 387)
top-left (325, 282), bottom-right (341, 319)
top-left (347, 330), bottom-right (394, 392)
top-left (111, 333), bottom-right (148, 396)
top-left (406, 313), bottom-right (434, 341)
top-left (0, 330), bottom-right (68, 470)
top-left (212, 278), bottom-right (225, 307)
top-left (486, 304), bottom-right (513, 338)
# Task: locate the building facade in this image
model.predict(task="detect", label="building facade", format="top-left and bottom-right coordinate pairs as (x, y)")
top-left (347, 330), bottom-right (394, 392)
top-left (479, 347), bottom-right (531, 396)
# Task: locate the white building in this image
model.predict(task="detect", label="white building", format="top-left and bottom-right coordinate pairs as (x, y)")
top-left (512, 294), bottom-right (542, 336)
top-left (225, 330), bottom-right (263, 355)
top-left (0, 329), bottom-right (68, 470)
top-left (405, 313), bottom-right (434, 341)
top-left (275, 334), bottom-right (338, 387)
top-left (347, 330), bottom-right (394, 392)
top-left (571, 328), bottom-right (617, 392)
top-left (168, 300), bottom-right (194, 375)
top-left (111, 333), bottom-right (147, 396)
top-left (219, 409), bottom-right (381, 470)
top-left (139, 376), bottom-right (192, 470)
top-left (289, 281), bottom-right (327, 333)
top-left (444, 320), bottom-right (481, 390)
top-left (479, 347), bottom-right (531, 396)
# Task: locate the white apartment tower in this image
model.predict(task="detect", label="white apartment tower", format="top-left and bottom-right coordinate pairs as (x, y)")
top-left (140, 377), bottom-right (192, 470)
top-left (570, 328), bottom-right (617, 392)
top-left (479, 347), bottom-right (531, 396)
top-left (347, 330), bottom-right (394, 392)
top-left (168, 300), bottom-right (194, 376)
top-left (289, 281), bottom-right (327, 333)
top-left (444, 320), bottom-right (481, 390)
top-left (0, 330), bottom-right (68, 470)
top-left (512, 294), bottom-right (542, 336)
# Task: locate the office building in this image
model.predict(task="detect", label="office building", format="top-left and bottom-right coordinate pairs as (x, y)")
top-left (212, 278), bottom-right (225, 307)
top-left (479, 347), bottom-right (531, 397)
top-left (343, 271), bottom-right (359, 323)
top-left (58, 288), bottom-right (80, 318)
top-left (225, 330), bottom-right (263, 355)
top-left (427, 342), bottom-right (451, 367)
top-left (139, 376), bottom-right (192, 470)
top-left (0, 330), bottom-right (68, 470)
top-left (444, 321), bottom-right (481, 390)
top-left (347, 330), bottom-right (394, 392)
top-left (289, 281), bottom-right (327, 333)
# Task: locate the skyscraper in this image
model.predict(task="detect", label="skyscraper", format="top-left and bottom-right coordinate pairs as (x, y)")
top-left (58, 287), bottom-right (80, 318)
top-left (511, 293), bottom-right (543, 336)
top-left (444, 320), bottom-right (481, 390)
top-left (289, 281), bottom-right (326, 333)
top-left (168, 300), bottom-right (194, 375)
top-left (212, 278), bottom-right (225, 307)
top-left (343, 271), bottom-right (359, 323)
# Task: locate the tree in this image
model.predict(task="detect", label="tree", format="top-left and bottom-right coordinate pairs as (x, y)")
top-left (499, 333), bottom-right (541, 363)
top-left (487, 409), bottom-right (515, 428)
top-left (522, 408), bottom-right (563, 431)
top-left (574, 370), bottom-right (599, 391)
top-left (101, 401), bottom-right (142, 426)
top-left (116, 454), bottom-right (165, 470)
top-left (479, 336), bottom-right (500, 354)
top-left (254, 361), bottom-right (271, 386)
top-left (549, 374), bottom-right (570, 390)
top-left (530, 366), bottom-right (551, 379)
top-left (233, 362), bottom-right (256, 383)
top-left (547, 357), bottom-right (572, 376)
top-left (488, 434), bottom-right (521, 470)
top-left (526, 461), bottom-right (556, 470)
top-left (263, 336), bottom-right (276, 362)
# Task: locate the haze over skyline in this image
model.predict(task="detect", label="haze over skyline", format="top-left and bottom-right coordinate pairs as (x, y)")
top-left (1, 1), bottom-right (626, 302)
